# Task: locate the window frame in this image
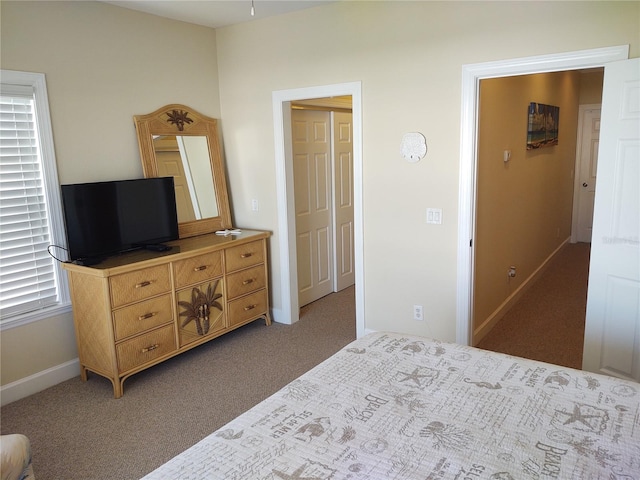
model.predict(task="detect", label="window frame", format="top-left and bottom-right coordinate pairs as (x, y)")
top-left (1, 70), bottom-right (71, 330)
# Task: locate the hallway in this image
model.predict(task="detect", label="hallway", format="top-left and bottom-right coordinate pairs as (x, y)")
top-left (475, 243), bottom-right (590, 369)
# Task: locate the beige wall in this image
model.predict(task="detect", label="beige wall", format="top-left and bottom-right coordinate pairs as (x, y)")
top-left (215, 1), bottom-right (639, 340)
top-left (1, 1), bottom-right (638, 391)
top-left (474, 71), bottom-right (581, 338)
top-left (0, 1), bottom-right (220, 386)
top-left (579, 70), bottom-right (605, 104)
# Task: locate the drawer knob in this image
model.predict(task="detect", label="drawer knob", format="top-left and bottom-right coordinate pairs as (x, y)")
top-left (141, 344), bottom-right (159, 353)
top-left (242, 278), bottom-right (255, 285)
top-left (240, 253), bottom-right (252, 258)
top-left (138, 312), bottom-right (157, 321)
top-left (135, 280), bottom-right (153, 288)
top-left (243, 304), bottom-right (256, 311)
top-left (193, 265), bottom-right (207, 272)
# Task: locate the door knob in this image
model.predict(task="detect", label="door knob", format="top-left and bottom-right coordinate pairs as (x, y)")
top-left (583, 182), bottom-right (588, 187)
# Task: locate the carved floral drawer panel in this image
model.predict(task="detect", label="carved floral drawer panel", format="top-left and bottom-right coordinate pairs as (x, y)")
top-left (177, 279), bottom-right (225, 348)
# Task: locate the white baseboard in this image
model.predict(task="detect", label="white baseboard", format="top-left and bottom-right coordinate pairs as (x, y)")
top-left (473, 238), bottom-right (570, 345)
top-left (271, 306), bottom-right (286, 324)
top-left (0, 358), bottom-right (80, 406)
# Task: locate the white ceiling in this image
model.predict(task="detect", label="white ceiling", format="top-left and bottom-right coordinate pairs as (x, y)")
top-left (104, 1), bottom-right (334, 29)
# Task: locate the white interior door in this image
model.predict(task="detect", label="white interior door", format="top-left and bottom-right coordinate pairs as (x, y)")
top-left (332, 111), bottom-right (355, 292)
top-left (292, 109), bottom-right (333, 307)
top-left (573, 105), bottom-right (601, 243)
top-left (583, 58), bottom-right (640, 381)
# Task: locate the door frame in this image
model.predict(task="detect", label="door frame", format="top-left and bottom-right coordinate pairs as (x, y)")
top-left (273, 82), bottom-right (365, 337)
top-left (456, 45), bottom-right (629, 346)
top-left (571, 103), bottom-right (602, 244)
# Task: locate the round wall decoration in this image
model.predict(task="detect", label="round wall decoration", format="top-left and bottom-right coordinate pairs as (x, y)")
top-left (400, 132), bottom-right (427, 163)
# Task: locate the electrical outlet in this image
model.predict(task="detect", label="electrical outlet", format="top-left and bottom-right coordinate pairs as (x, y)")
top-left (251, 199), bottom-right (259, 212)
top-left (413, 304), bottom-right (423, 321)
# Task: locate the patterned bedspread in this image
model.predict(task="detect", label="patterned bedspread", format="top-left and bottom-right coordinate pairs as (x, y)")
top-left (142, 332), bottom-right (640, 479)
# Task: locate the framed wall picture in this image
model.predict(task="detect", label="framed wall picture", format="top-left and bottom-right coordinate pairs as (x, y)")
top-left (527, 102), bottom-right (559, 150)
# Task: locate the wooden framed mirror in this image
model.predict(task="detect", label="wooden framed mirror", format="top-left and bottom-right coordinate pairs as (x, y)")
top-left (134, 104), bottom-right (232, 238)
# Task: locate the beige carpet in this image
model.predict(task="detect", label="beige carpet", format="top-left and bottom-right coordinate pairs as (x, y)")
top-left (0, 287), bottom-right (356, 480)
top-left (476, 242), bottom-right (590, 369)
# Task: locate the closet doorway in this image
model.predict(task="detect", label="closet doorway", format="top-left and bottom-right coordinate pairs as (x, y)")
top-left (272, 81), bottom-right (364, 336)
top-left (290, 98), bottom-right (354, 307)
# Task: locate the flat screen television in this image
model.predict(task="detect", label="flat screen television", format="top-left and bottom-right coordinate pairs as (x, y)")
top-left (61, 177), bottom-right (179, 264)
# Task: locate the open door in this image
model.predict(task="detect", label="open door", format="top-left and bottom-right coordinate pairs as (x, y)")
top-left (573, 105), bottom-right (601, 243)
top-left (292, 109), bottom-right (334, 306)
top-left (582, 58), bottom-right (640, 381)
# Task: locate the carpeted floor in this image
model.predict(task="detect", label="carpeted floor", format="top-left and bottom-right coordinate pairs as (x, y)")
top-left (476, 242), bottom-right (590, 369)
top-left (0, 286), bottom-right (356, 480)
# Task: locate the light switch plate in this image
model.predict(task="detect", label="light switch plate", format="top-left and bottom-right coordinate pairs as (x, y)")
top-left (426, 208), bottom-right (443, 225)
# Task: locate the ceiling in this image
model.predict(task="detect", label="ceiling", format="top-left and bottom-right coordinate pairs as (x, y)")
top-left (104, 1), bottom-right (334, 29)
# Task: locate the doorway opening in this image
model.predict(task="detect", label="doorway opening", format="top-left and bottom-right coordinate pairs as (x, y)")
top-left (471, 70), bottom-right (602, 366)
top-left (290, 98), bottom-right (355, 308)
top-left (272, 82), bottom-right (365, 337)
top-left (456, 45), bottom-right (629, 348)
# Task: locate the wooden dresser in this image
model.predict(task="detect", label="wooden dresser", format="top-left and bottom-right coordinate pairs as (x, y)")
top-left (63, 230), bottom-right (270, 398)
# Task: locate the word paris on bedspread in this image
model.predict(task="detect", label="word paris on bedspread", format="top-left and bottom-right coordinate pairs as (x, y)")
top-left (142, 332), bottom-right (640, 479)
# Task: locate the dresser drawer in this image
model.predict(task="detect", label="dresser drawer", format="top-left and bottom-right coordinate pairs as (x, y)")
top-left (228, 289), bottom-right (268, 328)
top-left (225, 240), bottom-right (264, 272)
top-left (112, 294), bottom-right (173, 341)
top-left (116, 324), bottom-right (176, 373)
top-left (173, 251), bottom-right (223, 289)
top-left (110, 265), bottom-right (171, 308)
top-left (226, 265), bottom-right (266, 300)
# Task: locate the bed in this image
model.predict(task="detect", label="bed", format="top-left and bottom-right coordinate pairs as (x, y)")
top-left (142, 332), bottom-right (639, 479)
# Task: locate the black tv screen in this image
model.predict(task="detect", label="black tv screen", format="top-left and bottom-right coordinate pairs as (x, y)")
top-left (61, 177), bottom-right (179, 263)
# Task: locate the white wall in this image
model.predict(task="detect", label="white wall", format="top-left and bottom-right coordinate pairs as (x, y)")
top-left (214, 1), bottom-right (639, 340)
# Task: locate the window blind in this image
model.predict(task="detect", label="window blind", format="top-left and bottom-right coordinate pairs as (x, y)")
top-left (0, 91), bottom-right (58, 319)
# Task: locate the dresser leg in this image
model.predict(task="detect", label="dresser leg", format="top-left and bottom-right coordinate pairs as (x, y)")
top-left (112, 379), bottom-right (123, 399)
top-left (264, 313), bottom-right (272, 326)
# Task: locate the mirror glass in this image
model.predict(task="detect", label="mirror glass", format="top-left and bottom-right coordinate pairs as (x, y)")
top-left (152, 135), bottom-right (218, 221)
top-left (134, 104), bottom-right (232, 238)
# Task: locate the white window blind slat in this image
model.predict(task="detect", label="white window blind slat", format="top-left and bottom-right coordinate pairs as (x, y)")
top-left (0, 89), bottom-right (60, 319)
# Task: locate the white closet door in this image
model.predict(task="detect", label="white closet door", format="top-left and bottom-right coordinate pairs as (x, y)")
top-left (333, 111), bottom-right (355, 292)
top-left (292, 109), bottom-right (333, 307)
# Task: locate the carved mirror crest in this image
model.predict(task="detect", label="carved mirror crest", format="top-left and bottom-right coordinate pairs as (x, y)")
top-left (134, 104), bottom-right (232, 238)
